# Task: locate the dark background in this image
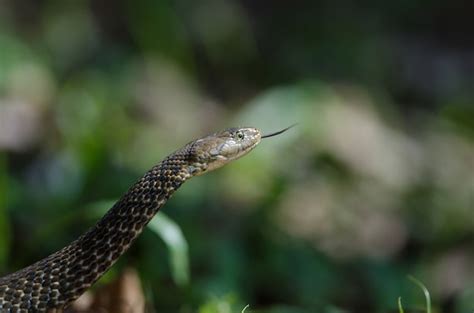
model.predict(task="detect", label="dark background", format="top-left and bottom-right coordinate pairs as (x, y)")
top-left (0, 1), bottom-right (473, 312)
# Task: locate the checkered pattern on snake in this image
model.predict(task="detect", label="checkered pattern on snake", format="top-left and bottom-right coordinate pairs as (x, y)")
top-left (0, 127), bottom-right (263, 312)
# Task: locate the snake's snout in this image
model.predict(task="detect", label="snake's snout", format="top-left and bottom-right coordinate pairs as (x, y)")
top-left (239, 127), bottom-right (262, 148)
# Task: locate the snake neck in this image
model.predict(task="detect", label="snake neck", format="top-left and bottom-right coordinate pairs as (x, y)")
top-left (0, 153), bottom-right (194, 311)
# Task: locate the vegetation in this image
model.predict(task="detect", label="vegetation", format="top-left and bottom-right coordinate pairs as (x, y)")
top-left (1, 1), bottom-right (473, 312)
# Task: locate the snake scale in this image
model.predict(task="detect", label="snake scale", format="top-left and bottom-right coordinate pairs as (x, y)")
top-left (0, 126), bottom-right (290, 312)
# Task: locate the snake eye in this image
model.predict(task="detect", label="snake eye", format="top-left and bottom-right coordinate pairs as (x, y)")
top-left (235, 131), bottom-right (245, 140)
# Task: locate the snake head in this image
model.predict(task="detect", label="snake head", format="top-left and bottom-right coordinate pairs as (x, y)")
top-left (187, 127), bottom-right (261, 176)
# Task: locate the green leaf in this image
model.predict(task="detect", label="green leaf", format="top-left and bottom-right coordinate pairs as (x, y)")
top-left (198, 294), bottom-right (237, 313)
top-left (397, 297), bottom-right (404, 313)
top-left (408, 275), bottom-right (431, 313)
top-left (148, 212), bottom-right (189, 286)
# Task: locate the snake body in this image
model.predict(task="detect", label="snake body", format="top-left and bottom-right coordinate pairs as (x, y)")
top-left (0, 127), bottom-right (263, 312)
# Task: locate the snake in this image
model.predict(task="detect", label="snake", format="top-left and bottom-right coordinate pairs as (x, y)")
top-left (0, 126), bottom-right (292, 312)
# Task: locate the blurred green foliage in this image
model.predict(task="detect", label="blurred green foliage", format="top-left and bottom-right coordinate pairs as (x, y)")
top-left (148, 212), bottom-right (190, 287)
top-left (1, 1), bottom-right (473, 312)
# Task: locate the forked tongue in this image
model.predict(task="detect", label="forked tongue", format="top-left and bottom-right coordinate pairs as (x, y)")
top-left (261, 124), bottom-right (297, 139)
